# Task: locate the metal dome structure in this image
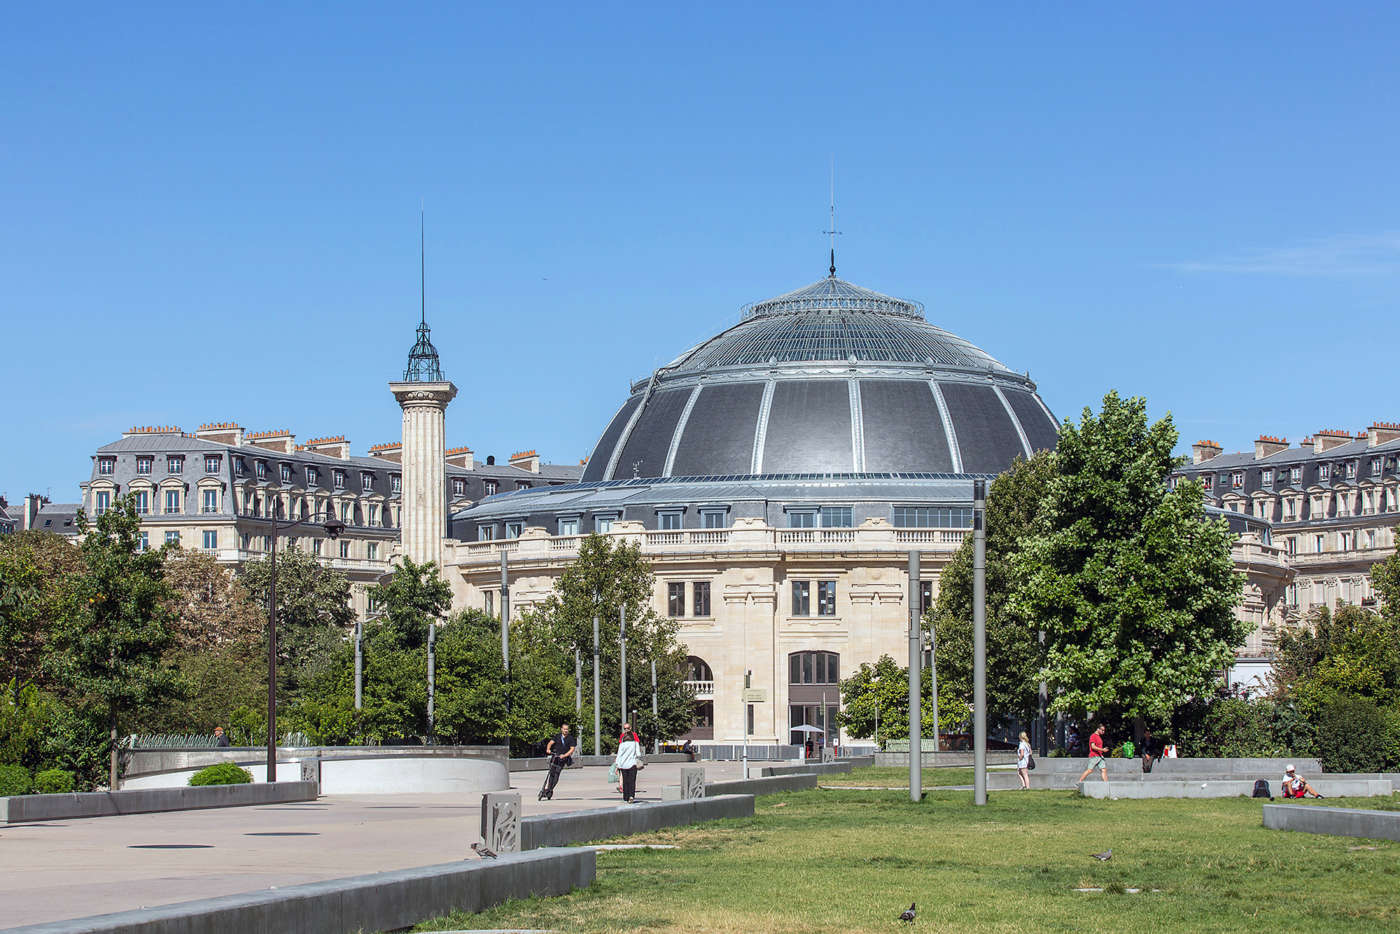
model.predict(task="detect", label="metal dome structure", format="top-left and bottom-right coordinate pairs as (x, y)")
top-left (577, 274), bottom-right (1057, 482)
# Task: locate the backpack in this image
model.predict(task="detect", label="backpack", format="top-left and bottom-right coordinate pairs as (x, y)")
top-left (1252, 779), bottom-right (1272, 799)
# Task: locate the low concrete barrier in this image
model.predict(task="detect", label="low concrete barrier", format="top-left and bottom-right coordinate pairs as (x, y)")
top-left (1030, 757), bottom-right (1321, 776)
top-left (1263, 804), bottom-right (1400, 842)
top-left (1079, 779), bottom-right (1392, 799)
top-left (123, 744), bottom-right (508, 780)
top-left (1, 847), bottom-right (593, 934)
top-left (0, 781), bottom-right (317, 825)
top-left (508, 753), bottom-right (693, 772)
top-left (761, 761), bottom-right (854, 777)
top-left (876, 751), bottom-right (1019, 768)
top-left (125, 754), bottom-right (508, 795)
top-left (991, 769), bottom-right (1398, 793)
top-left (661, 773), bottom-right (819, 800)
top-left (520, 794), bottom-right (754, 850)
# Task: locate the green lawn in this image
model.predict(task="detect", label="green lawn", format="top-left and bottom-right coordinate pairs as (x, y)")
top-left (413, 789), bottom-right (1400, 933)
top-left (818, 765), bottom-right (978, 788)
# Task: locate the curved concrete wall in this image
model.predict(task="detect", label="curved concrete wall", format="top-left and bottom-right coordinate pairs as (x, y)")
top-left (123, 755), bottom-right (509, 795)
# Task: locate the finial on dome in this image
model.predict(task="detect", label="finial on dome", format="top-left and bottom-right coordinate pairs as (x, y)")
top-left (823, 158), bottom-right (841, 278)
top-left (403, 206), bottom-right (445, 382)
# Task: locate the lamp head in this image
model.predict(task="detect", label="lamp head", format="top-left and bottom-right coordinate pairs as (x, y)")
top-left (322, 513), bottom-right (347, 540)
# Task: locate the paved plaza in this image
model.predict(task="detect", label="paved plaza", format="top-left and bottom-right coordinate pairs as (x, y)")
top-left (0, 760), bottom-right (746, 929)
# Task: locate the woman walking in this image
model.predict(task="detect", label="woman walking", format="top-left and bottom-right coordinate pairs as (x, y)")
top-left (614, 727), bottom-right (643, 803)
top-left (1016, 731), bottom-right (1033, 789)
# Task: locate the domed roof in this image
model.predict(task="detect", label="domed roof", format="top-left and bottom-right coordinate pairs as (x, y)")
top-left (581, 274), bottom-right (1057, 482)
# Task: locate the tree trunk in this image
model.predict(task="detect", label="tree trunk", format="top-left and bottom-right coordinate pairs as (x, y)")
top-left (108, 710), bottom-right (119, 790)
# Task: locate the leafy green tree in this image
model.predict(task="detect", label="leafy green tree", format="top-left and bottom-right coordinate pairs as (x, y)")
top-left (838, 654), bottom-right (965, 740)
top-left (239, 546), bottom-right (354, 696)
top-left (45, 495), bottom-right (181, 787)
top-left (931, 451), bottom-right (1054, 725)
top-left (369, 557), bottom-right (452, 650)
top-left (1273, 605), bottom-right (1400, 712)
top-left (523, 534), bottom-right (694, 749)
top-left (1013, 392), bottom-right (1246, 726)
top-left (0, 530), bottom-right (86, 687)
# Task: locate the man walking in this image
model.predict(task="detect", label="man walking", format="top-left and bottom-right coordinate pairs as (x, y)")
top-left (539, 723), bottom-right (576, 801)
top-left (1076, 723), bottom-right (1109, 784)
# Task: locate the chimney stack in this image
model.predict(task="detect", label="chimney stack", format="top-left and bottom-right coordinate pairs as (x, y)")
top-left (1191, 440), bottom-right (1222, 464)
top-left (445, 445), bottom-right (475, 469)
top-left (246, 429), bottom-right (297, 454)
top-left (1368, 422), bottom-right (1400, 447)
top-left (509, 449), bottom-right (541, 473)
top-left (368, 442), bottom-right (402, 464)
top-left (302, 435), bottom-right (351, 459)
top-left (197, 422), bottom-right (244, 446)
top-left (1254, 435), bottom-right (1288, 459)
top-left (1312, 429), bottom-right (1352, 454)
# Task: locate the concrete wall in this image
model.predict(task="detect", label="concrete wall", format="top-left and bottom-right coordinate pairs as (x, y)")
top-left (876, 751), bottom-right (1018, 768)
top-left (0, 782), bottom-right (317, 825)
top-left (1031, 757), bottom-right (1321, 775)
top-left (662, 773), bottom-right (819, 800)
top-left (509, 753), bottom-right (692, 772)
top-left (1079, 779), bottom-right (1392, 799)
top-left (123, 755), bottom-right (508, 795)
top-left (991, 769), bottom-right (1398, 793)
top-left (759, 758), bottom-right (873, 777)
top-left (520, 794), bottom-right (754, 850)
top-left (123, 745), bottom-right (508, 780)
top-left (1263, 804), bottom-right (1400, 842)
top-left (3, 847), bottom-right (593, 934)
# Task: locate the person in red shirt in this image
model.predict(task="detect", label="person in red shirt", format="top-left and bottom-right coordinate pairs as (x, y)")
top-left (1076, 724), bottom-right (1110, 784)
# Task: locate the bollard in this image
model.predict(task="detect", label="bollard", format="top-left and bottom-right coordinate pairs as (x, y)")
top-left (480, 791), bottom-right (521, 853)
top-left (680, 767), bottom-right (706, 800)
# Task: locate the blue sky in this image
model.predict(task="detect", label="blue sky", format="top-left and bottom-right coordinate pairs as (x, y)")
top-left (4, 3), bottom-right (1398, 502)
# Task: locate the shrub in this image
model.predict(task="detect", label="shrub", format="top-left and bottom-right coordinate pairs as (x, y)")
top-left (1309, 694), bottom-right (1400, 773)
top-left (0, 763), bottom-right (32, 796)
top-left (32, 768), bottom-right (75, 794)
top-left (188, 762), bottom-right (254, 786)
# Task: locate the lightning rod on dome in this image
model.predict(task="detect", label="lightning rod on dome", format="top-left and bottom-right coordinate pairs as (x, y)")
top-left (824, 158), bottom-right (842, 278)
top-left (420, 200), bottom-right (426, 327)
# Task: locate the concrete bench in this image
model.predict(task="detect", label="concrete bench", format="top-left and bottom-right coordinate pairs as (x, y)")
top-left (1263, 804), bottom-right (1400, 842)
top-left (0, 781), bottom-right (318, 825)
top-left (660, 773), bottom-right (818, 800)
top-left (519, 794), bottom-right (754, 850)
top-left (1079, 779), bottom-right (1392, 799)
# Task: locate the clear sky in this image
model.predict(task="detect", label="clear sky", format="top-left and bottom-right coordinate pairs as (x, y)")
top-left (4, 3), bottom-right (1397, 503)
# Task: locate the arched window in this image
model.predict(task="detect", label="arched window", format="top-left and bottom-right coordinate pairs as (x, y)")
top-left (685, 656), bottom-right (713, 682)
top-left (788, 651), bottom-right (839, 685)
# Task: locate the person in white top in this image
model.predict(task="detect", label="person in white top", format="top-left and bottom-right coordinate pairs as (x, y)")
top-left (614, 725), bottom-right (643, 803)
top-left (1016, 731), bottom-right (1032, 789)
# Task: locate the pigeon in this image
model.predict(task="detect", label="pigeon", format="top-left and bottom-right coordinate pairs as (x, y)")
top-left (899, 902), bottom-right (917, 922)
top-left (1090, 849), bottom-right (1112, 861)
top-left (470, 842), bottom-right (498, 859)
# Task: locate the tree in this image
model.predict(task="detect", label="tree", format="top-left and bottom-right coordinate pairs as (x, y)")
top-left (0, 530), bottom-right (86, 687)
top-left (838, 654), bottom-right (965, 740)
top-left (238, 546), bottom-right (355, 696)
top-left (931, 451), bottom-right (1054, 726)
top-left (369, 558), bottom-right (452, 651)
top-left (45, 496), bottom-right (181, 787)
top-left (162, 550), bottom-right (265, 649)
top-left (1370, 532), bottom-right (1400, 622)
top-left (1012, 392), bottom-right (1246, 726)
top-left (524, 534), bottom-right (694, 749)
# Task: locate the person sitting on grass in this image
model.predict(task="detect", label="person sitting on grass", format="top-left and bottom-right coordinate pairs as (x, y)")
top-left (1076, 724), bottom-right (1110, 784)
top-left (1282, 764), bottom-right (1325, 799)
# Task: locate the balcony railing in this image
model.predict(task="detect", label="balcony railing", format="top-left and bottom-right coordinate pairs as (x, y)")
top-left (684, 680), bottom-right (715, 698)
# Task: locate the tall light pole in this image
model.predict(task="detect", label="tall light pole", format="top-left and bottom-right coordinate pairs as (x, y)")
top-left (650, 658), bottom-right (659, 755)
top-left (426, 618), bottom-right (436, 743)
top-left (619, 604), bottom-right (628, 728)
top-left (265, 505), bottom-right (345, 783)
top-left (973, 478), bottom-right (988, 806)
top-left (592, 609), bottom-right (601, 756)
top-left (499, 551), bottom-right (510, 747)
top-left (353, 616), bottom-right (364, 741)
top-left (908, 550), bottom-right (921, 802)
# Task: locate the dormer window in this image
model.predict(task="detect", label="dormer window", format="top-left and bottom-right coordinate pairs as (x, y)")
top-left (136, 456), bottom-right (153, 475)
top-left (97, 457), bottom-right (115, 475)
top-left (361, 471), bottom-right (374, 491)
top-left (1231, 471), bottom-right (1244, 489)
top-left (280, 463), bottom-right (292, 482)
top-left (167, 455), bottom-right (184, 473)
top-left (255, 460), bottom-right (266, 480)
top-left (234, 456), bottom-right (246, 476)
top-left (1261, 469), bottom-right (1273, 487)
top-left (1290, 466), bottom-right (1302, 483)
top-left (1319, 464), bottom-right (1332, 482)
top-left (1372, 458), bottom-right (1383, 477)
top-left (452, 478), bottom-right (466, 496)
top-left (305, 466), bottom-right (318, 486)
top-left (484, 480), bottom-right (499, 496)
top-left (204, 455), bottom-right (221, 473)
top-left (1346, 461), bottom-right (1357, 480)
top-left (333, 469), bottom-right (346, 490)
top-left (390, 474), bottom-right (402, 494)
top-left (1201, 474), bottom-right (1212, 491)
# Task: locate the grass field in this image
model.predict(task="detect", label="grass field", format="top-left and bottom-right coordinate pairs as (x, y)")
top-left (412, 789), bottom-right (1400, 934)
top-left (818, 765), bottom-right (978, 788)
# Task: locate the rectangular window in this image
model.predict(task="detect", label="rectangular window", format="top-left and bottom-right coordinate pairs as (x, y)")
top-left (792, 581), bottom-right (811, 616)
top-left (657, 511), bottom-right (682, 530)
top-left (820, 506), bottom-right (852, 528)
top-left (1231, 471), bottom-right (1244, 489)
top-left (167, 456), bottom-right (184, 473)
top-left (787, 510), bottom-right (817, 529)
top-left (504, 521), bottom-right (523, 538)
top-left (892, 506), bottom-right (975, 527)
top-left (1319, 464), bottom-right (1331, 481)
top-left (1201, 475), bottom-right (1212, 491)
top-left (452, 478), bottom-right (466, 496)
top-left (668, 582), bottom-right (686, 617)
top-left (234, 457), bottom-right (246, 476)
top-left (306, 467), bottom-right (318, 486)
top-left (479, 525), bottom-right (496, 541)
top-left (138, 531), bottom-right (149, 551)
top-left (920, 580), bottom-right (934, 617)
top-left (256, 461), bottom-right (267, 480)
top-left (164, 489), bottom-right (181, 514)
top-left (333, 470), bottom-right (346, 490)
top-left (362, 472), bottom-right (375, 491)
top-left (134, 490), bottom-right (149, 514)
top-left (241, 533), bottom-right (251, 550)
top-left (340, 501), bottom-right (351, 523)
top-left (202, 489), bottom-right (218, 513)
top-left (1261, 469), bottom-right (1273, 487)
top-left (595, 515), bottom-right (616, 533)
top-left (165, 530), bottom-right (181, 545)
top-left (1346, 462), bottom-right (1357, 479)
top-left (312, 538), bottom-right (322, 556)
top-left (700, 509), bottom-right (727, 529)
top-left (367, 542), bottom-right (378, 560)
top-left (693, 581), bottom-right (711, 616)
top-left (391, 474), bottom-right (402, 494)
top-left (204, 455), bottom-right (220, 473)
top-left (1367, 529), bottom-right (1377, 549)
top-left (558, 517), bottom-right (579, 536)
top-left (97, 458), bottom-right (115, 475)
top-left (484, 590), bottom-right (495, 616)
top-left (136, 456), bottom-right (153, 475)
top-left (368, 504), bottom-right (379, 527)
top-left (339, 540), bottom-right (351, 558)
top-left (1290, 466), bottom-right (1301, 483)
top-left (1315, 534), bottom-right (1325, 553)
top-left (202, 530), bottom-right (217, 550)
top-left (484, 480), bottom-right (498, 496)
top-left (1373, 458), bottom-right (1384, 477)
top-left (517, 481), bottom-right (532, 490)
top-left (817, 580), bottom-right (837, 616)
top-left (95, 490), bottom-right (110, 515)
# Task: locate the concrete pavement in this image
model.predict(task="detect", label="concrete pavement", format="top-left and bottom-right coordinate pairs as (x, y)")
top-left (0, 760), bottom-right (748, 929)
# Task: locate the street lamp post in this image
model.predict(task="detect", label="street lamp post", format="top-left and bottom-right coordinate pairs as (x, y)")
top-left (265, 505), bottom-right (346, 783)
top-left (973, 478), bottom-right (988, 806)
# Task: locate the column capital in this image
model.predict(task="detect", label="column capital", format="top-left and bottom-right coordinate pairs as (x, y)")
top-left (389, 381), bottom-right (458, 408)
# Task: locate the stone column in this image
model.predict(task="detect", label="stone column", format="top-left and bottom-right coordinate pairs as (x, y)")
top-left (390, 381), bottom-right (457, 569)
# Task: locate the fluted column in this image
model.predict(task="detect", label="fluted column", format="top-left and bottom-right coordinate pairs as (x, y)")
top-left (390, 380), bottom-right (457, 569)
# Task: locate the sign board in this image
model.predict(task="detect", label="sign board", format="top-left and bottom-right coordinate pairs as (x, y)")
top-left (742, 688), bottom-right (768, 703)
